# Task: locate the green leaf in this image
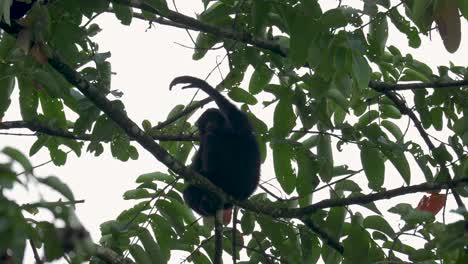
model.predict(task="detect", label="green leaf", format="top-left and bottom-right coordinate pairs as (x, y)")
top-left (318, 134), bottom-right (333, 182)
top-left (430, 107), bottom-right (443, 130)
top-left (33, 69), bottom-right (63, 98)
top-left (150, 214), bottom-right (173, 262)
top-left (38, 93), bottom-right (67, 128)
top-left (18, 77), bottom-right (38, 121)
top-left (2, 147), bottom-right (33, 174)
top-left (389, 203), bottom-right (434, 226)
top-left (0, 74), bottom-right (14, 120)
top-left (400, 68), bottom-right (431, 82)
top-left (385, 149), bottom-right (411, 185)
top-left (321, 8), bottom-right (348, 29)
top-left (113, 3), bottom-right (133, 25)
top-left (272, 142), bottom-right (295, 194)
top-left (228, 87), bottom-right (258, 105)
top-left (249, 64), bottom-right (273, 94)
top-left (343, 214), bottom-right (370, 263)
top-left (368, 13), bottom-right (388, 58)
top-left (241, 210), bottom-right (255, 235)
top-left (30, 135), bottom-right (48, 156)
top-left (432, 144), bottom-right (453, 164)
top-left (356, 110), bottom-right (379, 128)
top-left (363, 215), bottom-right (395, 237)
top-left (272, 97), bottom-right (296, 137)
top-left (48, 147), bottom-right (67, 166)
top-left (138, 228), bottom-right (164, 262)
top-left (460, 0), bottom-right (468, 19)
top-left (251, 0), bottom-right (270, 36)
top-left (299, 226), bottom-right (321, 263)
top-left (295, 148), bottom-right (319, 197)
top-left (123, 189), bottom-right (152, 200)
top-left (381, 120), bottom-right (403, 141)
top-left (192, 33), bottom-right (219, 60)
top-left (155, 199), bottom-right (185, 234)
top-left (388, 9), bottom-right (421, 48)
top-left (380, 105), bottom-right (402, 119)
top-left (111, 132), bottom-right (130, 161)
top-left (325, 206), bottom-right (346, 240)
top-left (360, 142), bottom-right (385, 190)
top-left (335, 180), bottom-right (362, 193)
top-left (37, 176), bottom-right (75, 202)
top-left (39, 222), bottom-right (64, 261)
top-left (136, 171), bottom-right (175, 184)
top-left (129, 244), bottom-right (152, 264)
top-left (351, 54), bottom-right (371, 90)
top-left (290, 12), bottom-right (317, 67)
top-left (199, 1), bottom-right (232, 22)
top-left (327, 88), bottom-right (349, 111)
top-left (145, 0), bottom-right (169, 16)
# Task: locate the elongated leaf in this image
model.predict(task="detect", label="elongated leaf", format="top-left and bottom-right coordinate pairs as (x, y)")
top-left (272, 142), bottom-right (295, 194)
top-left (138, 228), bottom-right (164, 263)
top-left (385, 150), bottom-right (411, 185)
top-left (249, 64), bottom-right (273, 94)
top-left (363, 215), bottom-right (395, 237)
top-left (351, 53), bottom-right (371, 90)
top-left (129, 244), bottom-right (152, 264)
top-left (272, 97), bottom-right (296, 137)
top-left (361, 143), bottom-right (385, 190)
top-left (228, 87), bottom-right (257, 105)
top-left (2, 147), bottom-right (33, 174)
top-left (18, 77), bottom-right (38, 121)
top-left (318, 134), bottom-right (333, 182)
top-left (0, 74), bottom-right (14, 120)
top-left (38, 176), bottom-right (75, 202)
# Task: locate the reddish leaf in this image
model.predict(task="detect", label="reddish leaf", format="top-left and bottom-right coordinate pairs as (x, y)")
top-left (416, 193), bottom-right (446, 215)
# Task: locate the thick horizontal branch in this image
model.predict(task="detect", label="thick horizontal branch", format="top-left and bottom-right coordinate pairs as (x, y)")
top-left (370, 79), bottom-right (468, 91)
top-left (0, 120), bottom-right (87, 140)
top-left (240, 177), bottom-right (468, 218)
top-left (110, 0), bottom-right (287, 56)
top-left (0, 121), bottom-right (197, 141)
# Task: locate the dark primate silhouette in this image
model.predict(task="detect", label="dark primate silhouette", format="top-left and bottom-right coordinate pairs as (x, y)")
top-left (170, 76), bottom-right (260, 217)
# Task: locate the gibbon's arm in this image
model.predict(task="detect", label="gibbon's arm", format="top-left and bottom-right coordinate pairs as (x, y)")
top-left (169, 76), bottom-right (253, 133)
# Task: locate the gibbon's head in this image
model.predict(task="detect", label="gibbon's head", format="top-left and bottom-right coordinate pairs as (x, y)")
top-left (196, 108), bottom-right (227, 135)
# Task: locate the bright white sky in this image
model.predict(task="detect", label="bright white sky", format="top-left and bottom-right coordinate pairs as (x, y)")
top-left (2, 1), bottom-right (468, 263)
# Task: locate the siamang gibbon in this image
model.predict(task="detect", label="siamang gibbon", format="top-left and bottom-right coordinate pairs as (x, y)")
top-left (8, 0), bottom-right (37, 19)
top-left (170, 76), bottom-right (260, 222)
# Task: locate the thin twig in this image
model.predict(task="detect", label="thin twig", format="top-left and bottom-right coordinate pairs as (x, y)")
top-left (29, 240), bottom-right (43, 264)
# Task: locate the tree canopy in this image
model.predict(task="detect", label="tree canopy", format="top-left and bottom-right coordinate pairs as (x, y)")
top-left (0, 0), bottom-right (467, 263)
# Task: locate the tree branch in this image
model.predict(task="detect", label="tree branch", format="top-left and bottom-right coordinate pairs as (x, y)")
top-left (370, 79), bottom-right (468, 91)
top-left (0, 121), bottom-right (197, 141)
top-left (238, 177), bottom-right (468, 219)
top-left (301, 217), bottom-right (344, 254)
top-left (94, 244), bottom-right (134, 264)
top-left (109, 0), bottom-right (287, 56)
top-left (214, 212), bottom-right (223, 264)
